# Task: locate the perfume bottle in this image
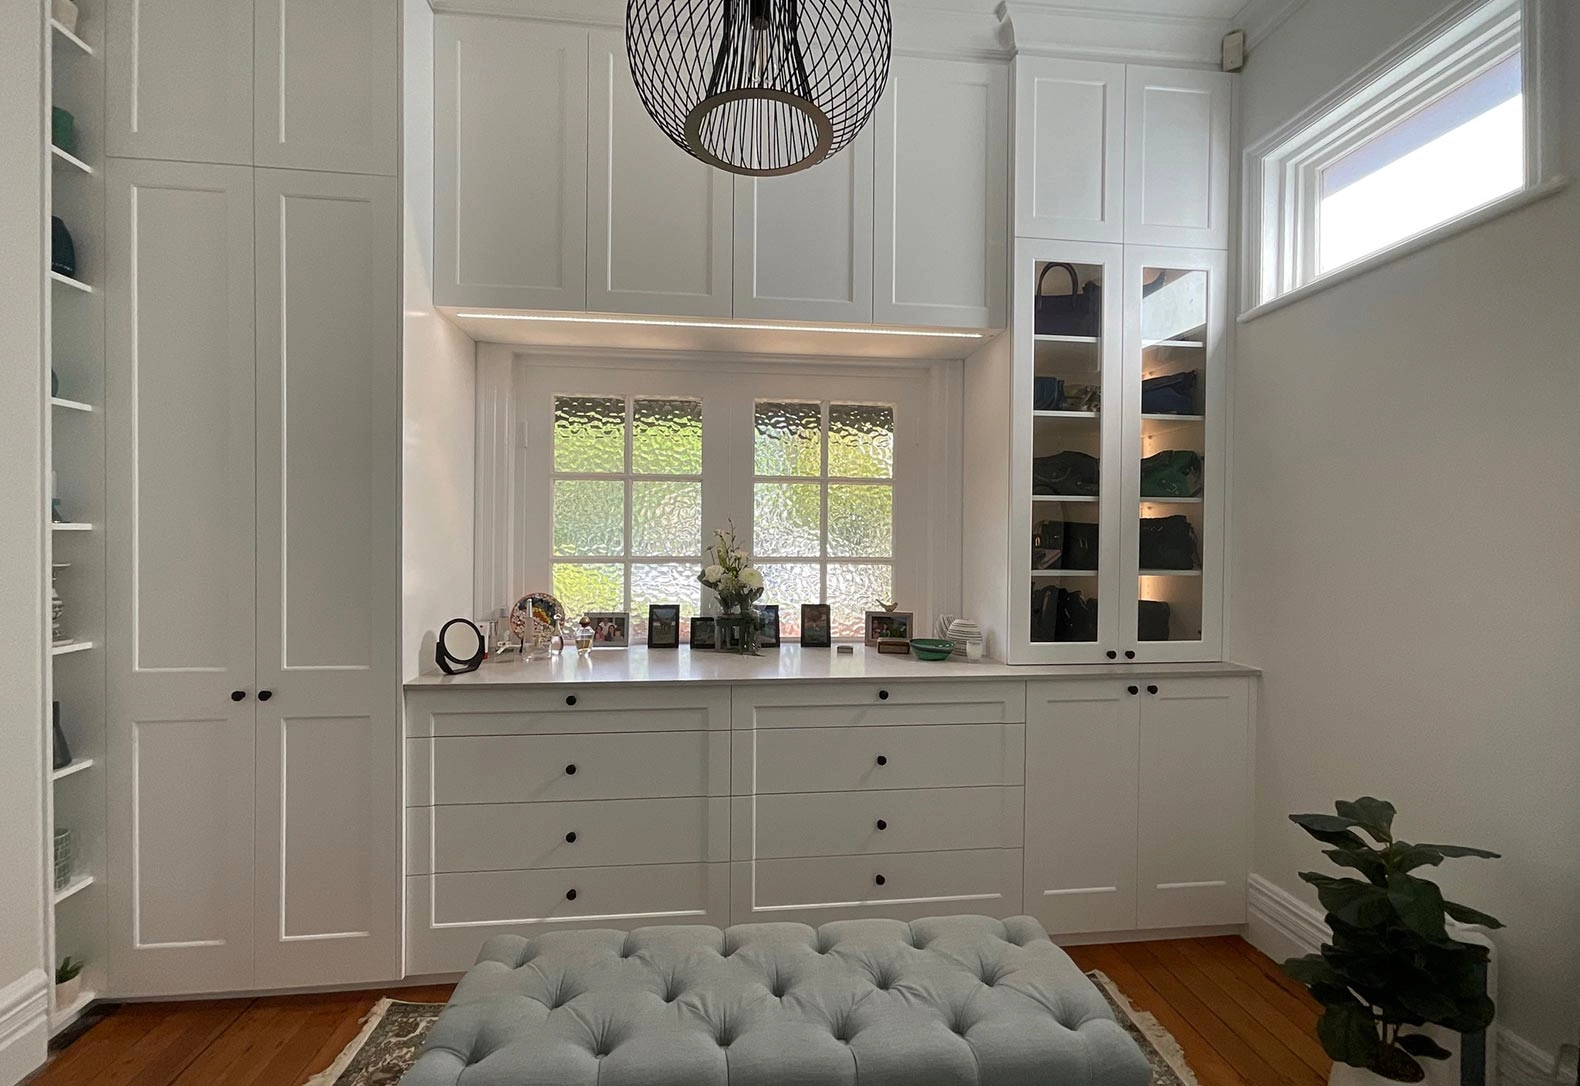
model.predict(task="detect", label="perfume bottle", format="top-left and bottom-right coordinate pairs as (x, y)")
top-left (575, 617), bottom-right (595, 655)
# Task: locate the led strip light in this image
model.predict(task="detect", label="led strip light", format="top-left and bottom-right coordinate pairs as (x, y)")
top-left (453, 312), bottom-right (991, 341)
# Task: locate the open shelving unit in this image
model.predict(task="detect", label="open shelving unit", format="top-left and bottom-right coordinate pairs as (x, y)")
top-left (43, 0), bottom-right (108, 1037)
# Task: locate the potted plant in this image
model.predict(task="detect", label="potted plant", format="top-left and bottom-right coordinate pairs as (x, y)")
top-left (55, 956), bottom-right (84, 1008)
top-left (1284, 797), bottom-right (1501, 1085)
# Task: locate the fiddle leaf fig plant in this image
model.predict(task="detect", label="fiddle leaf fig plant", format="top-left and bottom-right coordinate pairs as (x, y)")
top-left (1284, 797), bottom-right (1502, 1083)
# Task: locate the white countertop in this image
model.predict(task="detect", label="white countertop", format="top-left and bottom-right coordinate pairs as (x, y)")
top-left (405, 645), bottom-right (1259, 689)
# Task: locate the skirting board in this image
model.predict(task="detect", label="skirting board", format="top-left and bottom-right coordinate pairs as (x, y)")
top-left (1247, 874), bottom-right (1559, 1086)
top-left (0, 968), bottom-right (48, 1086)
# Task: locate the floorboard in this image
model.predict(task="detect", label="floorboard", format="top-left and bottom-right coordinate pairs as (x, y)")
top-left (27, 938), bottom-right (1327, 1086)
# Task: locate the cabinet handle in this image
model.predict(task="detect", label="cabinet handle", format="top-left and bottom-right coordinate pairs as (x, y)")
top-left (875, 755), bottom-right (888, 766)
top-left (230, 690), bottom-right (247, 702)
top-left (877, 689), bottom-right (890, 701)
top-left (874, 875), bottom-right (887, 886)
top-left (1127, 686), bottom-right (1139, 695)
top-left (258, 690), bottom-right (273, 702)
top-left (1106, 650), bottom-right (1117, 660)
top-left (1124, 651), bottom-right (1136, 660)
top-left (565, 763), bottom-right (578, 775)
top-left (876, 819), bottom-right (888, 831)
top-left (1147, 685), bottom-right (1159, 695)
top-left (565, 888), bottom-right (577, 901)
top-left (565, 831), bottom-right (577, 844)
top-left (565, 695), bottom-right (577, 706)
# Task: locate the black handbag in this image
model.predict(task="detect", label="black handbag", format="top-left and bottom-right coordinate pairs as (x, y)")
top-left (1055, 589), bottom-right (1099, 642)
top-left (1138, 515), bottom-right (1200, 571)
top-left (1032, 520), bottom-right (1064, 569)
top-left (1035, 263), bottom-right (1101, 337)
top-left (1032, 451), bottom-right (1100, 497)
top-left (1034, 375), bottom-right (1064, 411)
top-left (1062, 522), bottom-right (1099, 570)
top-left (1141, 371), bottom-right (1199, 415)
top-left (1138, 600), bottom-right (1172, 642)
top-left (51, 216), bottom-right (76, 278)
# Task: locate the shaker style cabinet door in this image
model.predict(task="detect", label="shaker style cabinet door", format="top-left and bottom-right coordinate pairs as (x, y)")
top-left (733, 131), bottom-right (875, 324)
top-left (252, 168), bottom-right (402, 989)
top-left (434, 16), bottom-right (589, 311)
top-left (587, 31), bottom-right (734, 318)
top-left (1123, 66), bottom-right (1232, 249)
top-left (874, 57), bottom-right (1008, 328)
top-left (1013, 58), bottom-right (1126, 243)
top-left (254, 0), bottom-right (399, 175)
top-left (106, 0), bottom-right (253, 165)
top-left (104, 159), bottom-right (259, 996)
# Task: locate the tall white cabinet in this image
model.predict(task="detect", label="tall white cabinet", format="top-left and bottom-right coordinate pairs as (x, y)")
top-left (104, 2), bottom-right (400, 997)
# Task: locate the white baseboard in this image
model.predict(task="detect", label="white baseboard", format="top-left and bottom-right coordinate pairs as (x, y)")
top-left (0, 969), bottom-right (48, 1086)
top-left (1247, 874), bottom-right (1560, 1086)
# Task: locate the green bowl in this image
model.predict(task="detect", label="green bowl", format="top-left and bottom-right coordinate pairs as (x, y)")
top-left (909, 638), bottom-right (956, 662)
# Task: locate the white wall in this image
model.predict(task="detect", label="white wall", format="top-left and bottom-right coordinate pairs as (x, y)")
top-left (1230, 0), bottom-right (1580, 1064)
top-left (0, 0), bottom-right (50, 1079)
top-left (402, 0), bottom-right (478, 680)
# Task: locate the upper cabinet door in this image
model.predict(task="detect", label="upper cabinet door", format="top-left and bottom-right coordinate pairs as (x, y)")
top-left (875, 57), bottom-right (1008, 329)
top-left (253, 168), bottom-right (401, 989)
top-left (434, 17), bottom-right (589, 311)
top-left (1014, 58), bottom-right (1125, 243)
top-left (254, 0), bottom-right (398, 174)
top-left (734, 132), bottom-right (874, 324)
top-left (587, 32), bottom-right (734, 318)
top-left (1123, 66), bottom-right (1231, 249)
top-left (106, 0), bottom-right (253, 165)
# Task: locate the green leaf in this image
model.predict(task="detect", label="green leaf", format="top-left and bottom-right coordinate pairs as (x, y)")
top-left (1439, 992), bottom-right (1496, 1034)
top-left (1291, 812), bottom-right (1363, 841)
top-left (1326, 847), bottom-right (1389, 884)
top-left (1386, 871), bottom-right (1449, 942)
top-left (1307, 873), bottom-right (1394, 928)
top-left (1442, 900), bottom-right (1504, 930)
top-left (1372, 1045), bottom-right (1427, 1082)
top-left (1397, 1033), bottom-right (1454, 1061)
top-left (1284, 954), bottom-right (1345, 990)
top-left (1417, 843), bottom-right (1500, 860)
top-left (1335, 797), bottom-right (1397, 844)
top-left (1318, 1002), bottom-right (1382, 1069)
top-left (1387, 844), bottom-right (1448, 873)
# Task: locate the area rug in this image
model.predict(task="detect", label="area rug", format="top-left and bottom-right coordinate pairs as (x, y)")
top-left (305, 978), bottom-right (1198, 1086)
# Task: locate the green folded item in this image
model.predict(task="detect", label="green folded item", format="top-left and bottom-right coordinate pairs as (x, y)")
top-left (52, 107), bottom-right (76, 155)
top-left (1140, 449), bottom-right (1203, 498)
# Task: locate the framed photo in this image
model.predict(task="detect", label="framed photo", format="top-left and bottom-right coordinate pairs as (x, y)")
top-left (864, 610), bottom-right (914, 646)
top-left (800, 604), bottom-right (832, 648)
top-left (689, 616), bottom-right (716, 649)
top-left (647, 605), bottom-right (682, 649)
top-left (586, 611), bottom-right (629, 648)
top-left (756, 605), bottom-right (780, 648)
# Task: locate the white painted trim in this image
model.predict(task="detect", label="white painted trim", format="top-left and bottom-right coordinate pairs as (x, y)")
top-left (1231, 0), bottom-right (1307, 50)
top-left (999, 0), bottom-right (1234, 67)
top-left (0, 969), bottom-right (48, 1085)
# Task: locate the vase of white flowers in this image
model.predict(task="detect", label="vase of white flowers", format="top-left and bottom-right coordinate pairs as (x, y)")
top-left (698, 524), bottom-right (764, 654)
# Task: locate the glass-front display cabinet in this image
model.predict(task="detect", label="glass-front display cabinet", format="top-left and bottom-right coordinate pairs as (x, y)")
top-left (1008, 239), bottom-right (1226, 663)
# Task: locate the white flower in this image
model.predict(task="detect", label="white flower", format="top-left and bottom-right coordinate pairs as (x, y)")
top-left (729, 549), bottom-right (746, 563)
top-left (719, 573), bottom-right (740, 593)
top-left (703, 564), bottom-right (726, 584)
top-left (739, 567), bottom-right (764, 591)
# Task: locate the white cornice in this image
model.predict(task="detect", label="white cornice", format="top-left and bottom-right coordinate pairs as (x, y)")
top-left (1231, 0), bottom-right (1308, 50)
top-left (998, 0), bottom-right (1233, 67)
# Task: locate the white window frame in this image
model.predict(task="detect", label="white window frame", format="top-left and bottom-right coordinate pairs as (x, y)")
top-left (472, 346), bottom-right (963, 641)
top-left (1241, 0), bottom-right (1564, 319)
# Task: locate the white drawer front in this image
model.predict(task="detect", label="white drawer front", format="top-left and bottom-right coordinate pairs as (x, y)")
top-left (407, 686), bottom-right (730, 736)
top-left (735, 723), bottom-right (1025, 795)
top-left (735, 849), bottom-right (1023, 921)
top-left (732, 681), bottom-right (1026, 729)
top-left (430, 863), bottom-right (723, 926)
top-left (415, 797), bottom-right (729, 873)
top-left (416, 731), bottom-right (728, 804)
top-left (735, 787), bottom-right (1023, 859)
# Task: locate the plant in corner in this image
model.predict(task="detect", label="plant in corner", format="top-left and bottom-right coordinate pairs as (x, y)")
top-left (56, 955), bottom-right (84, 1007)
top-left (1284, 797), bottom-right (1502, 1084)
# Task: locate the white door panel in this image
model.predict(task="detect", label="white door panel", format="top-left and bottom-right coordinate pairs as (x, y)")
top-left (1014, 58), bottom-right (1125, 243)
top-left (1124, 66), bottom-right (1231, 248)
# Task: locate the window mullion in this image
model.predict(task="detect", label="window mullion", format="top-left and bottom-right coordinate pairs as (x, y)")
top-left (820, 401), bottom-right (831, 607)
top-left (624, 398), bottom-right (634, 618)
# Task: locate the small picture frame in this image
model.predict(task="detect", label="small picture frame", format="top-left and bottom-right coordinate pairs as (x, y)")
top-left (864, 610), bottom-right (914, 646)
top-left (586, 611), bottom-right (629, 648)
top-left (756, 605), bottom-right (780, 648)
top-left (689, 616), bottom-right (716, 649)
top-left (647, 605), bottom-right (682, 649)
top-left (800, 604), bottom-right (832, 648)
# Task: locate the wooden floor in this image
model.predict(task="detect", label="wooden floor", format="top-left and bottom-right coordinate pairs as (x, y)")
top-left (27, 936), bottom-right (1326, 1086)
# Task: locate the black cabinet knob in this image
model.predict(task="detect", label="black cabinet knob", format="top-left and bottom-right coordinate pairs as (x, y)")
top-left (1127, 686), bottom-right (1139, 695)
top-left (875, 755), bottom-right (888, 766)
top-left (565, 889), bottom-right (577, 901)
top-left (258, 690), bottom-right (273, 702)
top-left (1147, 685), bottom-right (1159, 695)
top-left (566, 695), bottom-right (577, 706)
top-left (875, 819), bottom-right (888, 831)
top-left (565, 831), bottom-right (577, 844)
top-left (877, 689), bottom-right (890, 701)
top-left (1106, 650), bottom-right (1117, 660)
top-left (874, 875), bottom-right (887, 886)
top-left (230, 690), bottom-right (246, 702)
top-left (565, 763), bottom-right (578, 775)
top-left (1125, 651), bottom-right (1136, 660)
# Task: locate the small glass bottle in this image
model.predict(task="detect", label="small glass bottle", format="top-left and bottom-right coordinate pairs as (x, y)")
top-left (575, 616), bottom-right (595, 655)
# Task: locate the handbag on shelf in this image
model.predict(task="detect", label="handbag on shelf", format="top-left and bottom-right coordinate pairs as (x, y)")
top-left (1062, 522), bottom-right (1099, 570)
top-left (1034, 263), bottom-right (1101, 338)
top-left (51, 217), bottom-right (76, 278)
top-left (1138, 515), bottom-right (1200, 570)
top-left (1061, 384), bottom-right (1101, 413)
top-left (1138, 600), bottom-right (1172, 642)
top-left (1034, 375), bottom-right (1064, 411)
top-left (1140, 450), bottom-right (1204, 498)
top-left (1032, 520), bottom-right (1064, 569)
top-left (1141, 371), bottom-right (1199, 415)
top-left (1030, 585), bottom-right (1098, 643)
top-left (1032, 451), bottom-right (1100, 496)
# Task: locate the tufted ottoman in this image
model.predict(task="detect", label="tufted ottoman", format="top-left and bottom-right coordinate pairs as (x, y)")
top-left (401, 915), bottom-right (1151, 1086)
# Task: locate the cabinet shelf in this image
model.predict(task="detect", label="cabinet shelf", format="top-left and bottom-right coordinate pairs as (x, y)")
top-left (50, 271), bottom-right (92, 293)
top-left (1141, 413), bottom-right (1204, 423)
top-left (51, 145), bottom-right (93, 175)
top-left (1139, 569), bottom-right (1203, 577)
top-left (1031, 569), bottom-right (1097, 578)
top-left (1034, 334), bottom-right (1099, 345)
top-left (1140, 496), bottom-right (1203, 504)
top-left (1142, 339), bottom-right (1203, 349)
top-left (52, 758), bottom-right (94, 782)
top-left (51, 640), bottom-right (94, 657)
top-left (1033, 494), bottom-right (1098, 503)
top-left (52, 523), bottom-right (92, 532)
top-left (52, 874), bottom-right (93, 905)
top-left (50, 396), bottom-right (93, 413)
top-left (50, 18), bottom-right (93, 54)
top-left (1033, 410), bottom-right (1099, 420)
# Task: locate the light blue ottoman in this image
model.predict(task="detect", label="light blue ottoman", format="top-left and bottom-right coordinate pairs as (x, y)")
top-left (402, 915), bottom-right (1151, 1086)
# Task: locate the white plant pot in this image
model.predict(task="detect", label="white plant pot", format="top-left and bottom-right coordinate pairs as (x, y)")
top-left (55, 974), bottom-right (81, 1009)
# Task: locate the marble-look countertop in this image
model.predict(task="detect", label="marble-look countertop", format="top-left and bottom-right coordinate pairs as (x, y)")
top-left (405, 645), bottom-right (1259, 689)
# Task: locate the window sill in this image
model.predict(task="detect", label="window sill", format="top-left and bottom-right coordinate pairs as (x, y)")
top-left (1239, 176), bottom-right (1571, 324)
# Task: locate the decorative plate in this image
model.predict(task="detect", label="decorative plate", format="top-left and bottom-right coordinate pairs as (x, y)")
top-left (509, 592), bottom-right (566, 643)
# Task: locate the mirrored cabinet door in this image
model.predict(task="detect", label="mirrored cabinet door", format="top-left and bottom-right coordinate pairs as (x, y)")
top-left (1121, 246), bottom-right (1226, 661)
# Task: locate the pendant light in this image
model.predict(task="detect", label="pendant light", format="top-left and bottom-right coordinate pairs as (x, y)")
top-left (626, 0), bottom-right (893, 177)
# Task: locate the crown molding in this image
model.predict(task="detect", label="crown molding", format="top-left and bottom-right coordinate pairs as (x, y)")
top-left (1231, 0), bottom-right (1307, 50)
top-left (998, 0), bottom-right (1233, 67)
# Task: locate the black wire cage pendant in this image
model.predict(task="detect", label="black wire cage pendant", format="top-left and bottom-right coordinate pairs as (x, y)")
top-left (626, 0), bottom-right (893, 177)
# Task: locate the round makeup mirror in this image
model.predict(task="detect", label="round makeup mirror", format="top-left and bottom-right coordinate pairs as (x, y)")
top-left (436, 618), bottom-right (486, 675)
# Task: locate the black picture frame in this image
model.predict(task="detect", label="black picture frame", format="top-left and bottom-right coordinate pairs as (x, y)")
top-left (756, 604), bottom-right (780, 648)
top-left (647, 605), bottom-right (682, 648)
top-left (800, 604), bottom-right (832, 647)
top-left (689, 616), bottom-right (716, 649)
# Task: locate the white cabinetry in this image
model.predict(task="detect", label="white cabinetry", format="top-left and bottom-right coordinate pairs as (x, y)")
top-left (874, 57), bottom-right (1007, 328)
top-left (587, 31), bottom-right (734, 318)
top-left (433, 16), bottom-right (588, 311)
top-left (1123, 66), bottom-right (1232, 249)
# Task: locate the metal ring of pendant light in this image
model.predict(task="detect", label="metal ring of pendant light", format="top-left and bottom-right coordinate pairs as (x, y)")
top-left (626, 0), bottom-right (893, 177)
